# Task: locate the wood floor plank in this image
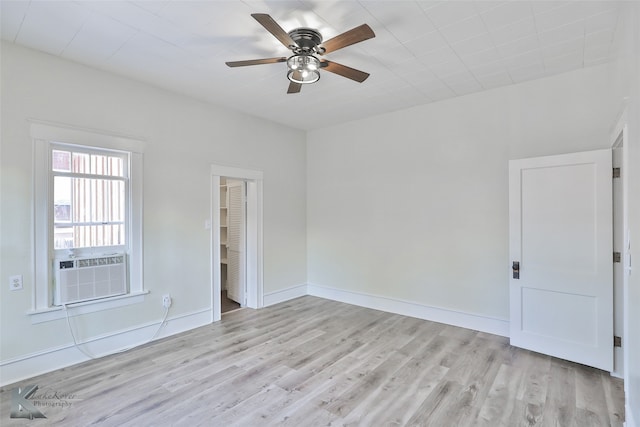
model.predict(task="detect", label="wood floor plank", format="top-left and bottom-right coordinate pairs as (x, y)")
top-left (138, 366), bottom-right (248, 426)
top-left (476, 364), bottom-right (518, 426)
top-left (404, 379), bottom-right (465, 426)
top-left (0, 296), bottom-right (624, 426)
top-left (516, 350), bottom-right (552, 425)
top-left (168, 364), bottom-right (294, 426)
top-left (324, 350), bottom-right (411, 418)
top-left (601, 373), bottom-right (626, 426)
top-left (447, 346), bottom-right (503, 426)
top-left (575, 365), bottom-right (608, 420)
top-left (265, 356), bottom-right (362, 424)
top-left (204, 384), bottom-right (290, 426)
top-left (343, 359), bottom-right (449, 426)
top-left (277, 339), bottom-right (365, 391)
top-left (278, 399), bottom-right (344, 427)
top-left (541, 359), bottom-right (577, 427)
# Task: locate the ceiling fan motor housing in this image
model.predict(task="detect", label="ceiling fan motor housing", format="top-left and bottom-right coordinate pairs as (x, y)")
top-left (288, 28), bottom-right (323, 53)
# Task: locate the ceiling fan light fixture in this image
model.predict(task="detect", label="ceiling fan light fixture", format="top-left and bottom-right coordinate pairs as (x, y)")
top-left (227, 15), bottom-right (375, 93)
top-left (287, 54), bottom-right (320, 84)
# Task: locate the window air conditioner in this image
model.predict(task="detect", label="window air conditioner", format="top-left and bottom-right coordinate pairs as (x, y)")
top-left (53, 254), bottom-right (127, 306)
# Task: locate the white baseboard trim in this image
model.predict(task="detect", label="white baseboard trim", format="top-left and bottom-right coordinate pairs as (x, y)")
top-left (263, 284), bottom-right (308, 307)
top-left (0, 308), bottom-right (211, 387)
top-left (627, 403), bottom-right (637, 427)
top-left (307, 283), bottom-right (510, 337)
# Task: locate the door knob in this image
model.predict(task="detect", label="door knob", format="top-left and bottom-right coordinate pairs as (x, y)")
top-left (512, 261), bottom-right (520, 279)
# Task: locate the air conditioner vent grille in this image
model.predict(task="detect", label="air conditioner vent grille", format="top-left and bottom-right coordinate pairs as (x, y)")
top-left (76, 255), bottom-right (124, 268)
top-left (54, 255), bottom-right (127, 306)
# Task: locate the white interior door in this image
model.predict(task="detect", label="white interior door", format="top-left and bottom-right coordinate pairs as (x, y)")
top-left (509, 149), bottom-right (613, 371)
top-left (227, 180), bottom-right (246, 305)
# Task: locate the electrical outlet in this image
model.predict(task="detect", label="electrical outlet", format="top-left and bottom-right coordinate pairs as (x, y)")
top-left (9, 275), bottom-right (23, 291)
top-left (162, 294), bottom-right (172, 308)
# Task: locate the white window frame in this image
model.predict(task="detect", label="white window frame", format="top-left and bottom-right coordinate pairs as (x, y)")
top-left (30, 121), bottom-right (145, 323)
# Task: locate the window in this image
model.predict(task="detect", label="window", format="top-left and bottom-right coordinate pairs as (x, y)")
top-left (52, 145), bottom-right (128, 253)
top-left (49, 145), bottom-right (130, 308)
top-left (31, 122), bottom-right (145, 319)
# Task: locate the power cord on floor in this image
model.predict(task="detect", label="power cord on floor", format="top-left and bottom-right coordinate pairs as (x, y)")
top-left (63, 303), bottom-right (171, 359)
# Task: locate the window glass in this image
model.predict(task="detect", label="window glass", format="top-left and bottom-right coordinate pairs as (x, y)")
top-left (52, 147), bottom-right (127, 250)
top-left (52, 150), bottom-right (71, 172)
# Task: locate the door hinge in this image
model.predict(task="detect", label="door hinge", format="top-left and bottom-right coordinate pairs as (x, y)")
top-left (512, 261), bottom-right (520, 279)
top-left (614, 336), bottom-right (622, 347)
top-left (613, 167), bottom-right (621, 178)
top-left (614, 252), bottom-right (621, 263)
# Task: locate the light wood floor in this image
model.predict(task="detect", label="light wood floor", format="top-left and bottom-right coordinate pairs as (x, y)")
top-left (0, 296), bottom-right (625, 426)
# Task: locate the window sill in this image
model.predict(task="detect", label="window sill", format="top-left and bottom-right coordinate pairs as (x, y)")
top-left (27, 291), bottom-right (149, 324)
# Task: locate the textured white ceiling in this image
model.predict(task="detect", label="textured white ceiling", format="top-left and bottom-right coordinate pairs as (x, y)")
top-left (1, 1), bottom-right (622, 130)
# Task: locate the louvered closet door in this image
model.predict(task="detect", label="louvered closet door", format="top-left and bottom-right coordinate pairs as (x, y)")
top-left (226, 180), bottom-right (246, 305)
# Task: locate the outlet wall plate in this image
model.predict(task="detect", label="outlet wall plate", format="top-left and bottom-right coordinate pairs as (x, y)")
top-left (162, 294), bottom-right (172, 308)
top-left (10, 275), bottom-right (23, 291)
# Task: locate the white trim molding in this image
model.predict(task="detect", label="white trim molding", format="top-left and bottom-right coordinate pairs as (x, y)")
top-left (627, 403), bottom-right (637, 427)
top-left (263, 284), bottom-right (308, 307)
top-left (0, 308), bottom-right (210, 387)
top-left (610, 107), bottom-right (632, 407)
top-left (307, 283), bottom-right (510, 337)
top-left (29, 119), bottom-right (147, 152)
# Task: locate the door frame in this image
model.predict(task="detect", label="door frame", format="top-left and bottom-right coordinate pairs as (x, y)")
top-left (210, 165), bottom-right (264, 322)
top-left (610, 108), bottom-right (629, 384)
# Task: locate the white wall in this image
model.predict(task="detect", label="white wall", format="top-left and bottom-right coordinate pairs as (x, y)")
top-left (307, 63), bottom-right (618, 332)
top-left (0, 42), bottom-right (307, 381)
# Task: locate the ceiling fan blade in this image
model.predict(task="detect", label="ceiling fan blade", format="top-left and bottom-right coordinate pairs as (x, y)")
top-left (319, 24), bottom-right (375, 54)
top-left (321, 60), bottom-right (370, 83)
top-left (251, 13), bottom-right (295, 49)
top-left (287, 81), bottom-right (302, 94)
top-left (225, 57), bottom-right (287, 67)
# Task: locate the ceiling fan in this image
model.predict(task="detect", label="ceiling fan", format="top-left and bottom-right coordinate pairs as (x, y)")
top-left (225, 14), bottom-right (375, 94)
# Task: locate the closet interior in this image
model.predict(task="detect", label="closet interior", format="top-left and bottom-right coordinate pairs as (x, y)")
top-left (220, 177), bottom-right (244, 313)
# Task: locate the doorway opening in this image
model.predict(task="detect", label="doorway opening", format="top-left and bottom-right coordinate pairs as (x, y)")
top-left (211, 165), bottom-right (264, 322)
top-left (220, 177), bottom-right (246, 313)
